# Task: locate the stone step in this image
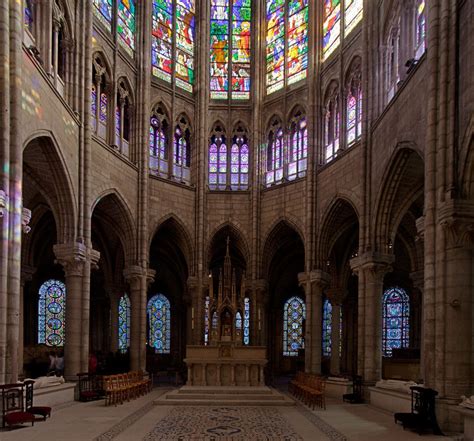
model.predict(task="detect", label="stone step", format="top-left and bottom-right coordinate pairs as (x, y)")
top-left (176, 386), bottom-right (273, 395)
top-left (171, 393), bottom-right (285, 400)
top-left (155, 398), bottom-right (295, 406)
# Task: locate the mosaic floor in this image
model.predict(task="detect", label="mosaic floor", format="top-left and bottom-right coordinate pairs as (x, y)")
top-left (142, 406), bottom-right (304, 441)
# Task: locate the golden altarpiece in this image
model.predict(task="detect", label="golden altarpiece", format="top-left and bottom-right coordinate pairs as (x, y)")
top-left (185, 239), bottom-right (267, 386)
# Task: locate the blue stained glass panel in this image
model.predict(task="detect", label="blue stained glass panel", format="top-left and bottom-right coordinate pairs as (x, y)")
top-left (382, 287), bottom-right (410, 356)
top-left (38, 280), bottom-right (66, 347)
top-left (147, 294), bottom-right (171, 354)
top-left (283, 296), bottom-right (305, 356)
top-left (118, 294), bottom-right (131, 353)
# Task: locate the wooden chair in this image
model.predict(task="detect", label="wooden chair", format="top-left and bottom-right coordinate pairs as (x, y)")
top-left (77, 372), bottom-right (101, 402)
top-left (24, 380), bottom-right (52, 420)
top-left (394, 386), bottom-right (443, 435)
top-left (1, 384), bottom-right (35, 429)
top-left (343, 375), bottom-right (364, 404)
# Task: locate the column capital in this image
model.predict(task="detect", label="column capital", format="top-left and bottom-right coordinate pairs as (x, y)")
top-left (410, 270), bottom-right (424, 291)
top-left (252, 279), bottom-right (268, 292)
top-left (22, 207), bottom-right (32, 233)
top-left (298, 270), bottom-right (330, 291)
top-left (438, 200), bottom-right (474, 248)
top-left (21, 265), bottom-right (35, 285)
top-left (350, 252), bottom-right (394, 280)
top-left (54, 242), bottom-right (88, 276)
top-left (187, 276), bottom-right (199, 291)
top-left (0, 189), bottom-right (7, 217)
top-left (326, 287), bottom-right (347, 305)
top-left (123, 265), bottom-right (155, 288)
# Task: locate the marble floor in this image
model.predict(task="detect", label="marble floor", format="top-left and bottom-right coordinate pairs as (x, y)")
top-left (0, 387), bottom-right (457, 441)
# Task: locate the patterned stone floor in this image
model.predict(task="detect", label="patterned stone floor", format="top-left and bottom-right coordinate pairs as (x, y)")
top-left (142, 406), bottom-right (304, 441)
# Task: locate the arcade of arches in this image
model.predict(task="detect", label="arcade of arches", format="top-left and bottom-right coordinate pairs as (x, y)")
top-left (0, 0), bottom-right (473, 437)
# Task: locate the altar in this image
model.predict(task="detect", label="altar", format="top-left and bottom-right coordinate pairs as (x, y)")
top-left (185, 344), bottom-right (266, 386)
top-left (184, 237), bottom-right (267, 387)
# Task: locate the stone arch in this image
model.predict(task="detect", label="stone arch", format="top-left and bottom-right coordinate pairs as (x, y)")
top-left (149, 214), bottom-right (194, 274)
top-left (92, 50), bottom-right (112, 83)
top-left (260, 219), bottom-right (305, 279)
top-left (22, 132), bottom-right (77, 244)
top-left (373, 144), bottom-right (424, 252)
top-left (116, 75), bottom-right (135, 106)
top-left (207, 222), bottom-right (250, 271)
top-left (91, 190), bottom-right (136, 265)
top-left (286, 103), bottom-right (307, 123)
top-left (317, 196), bottom-right (360, 267)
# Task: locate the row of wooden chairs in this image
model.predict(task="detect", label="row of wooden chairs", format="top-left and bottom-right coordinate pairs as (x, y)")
top-left (103, 371), bottom-right (151, 406)
top-left (289, 372), bottom-right (326, 410)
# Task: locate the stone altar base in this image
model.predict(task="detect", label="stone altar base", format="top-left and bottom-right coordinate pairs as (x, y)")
top-left (154, 385), bottom-right (295, 406)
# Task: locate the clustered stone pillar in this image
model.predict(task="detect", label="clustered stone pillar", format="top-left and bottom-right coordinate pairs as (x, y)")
top-left (109, 290), bottom-right (120, 354)
top-left (54, 243), bottom-right (87, 380)
top-left (254, 280), bottom-right (267, 346)
top-left (187, 276), bottom-right (200, 345)
top-left (327, 288), bottom-right (345, 376)
top-left (124, 266), bottom-right (155, 372)
top-left (299, 270), bottom-right (330, 374)
top-left (350, 252), bottom-right (393, 384)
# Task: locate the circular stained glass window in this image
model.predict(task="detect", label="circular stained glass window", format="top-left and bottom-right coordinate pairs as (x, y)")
top-left (48, 302), bottom-right (62, 314)
top-left (47, 333), bottom-right (62, 346)
top-left (47, 318), bottom-right (62, 330)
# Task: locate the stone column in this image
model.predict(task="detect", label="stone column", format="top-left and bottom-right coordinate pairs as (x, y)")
top-left (299, 270), bottom-right (330, 375)
top-left (19, 266), bottom-right (35, 378)
top-left (327, 288), bottom-right (346, 376)
top-left (350, 253), bottom-right (393, 384)
top-left (124, 266), bottom-right (155, 372)
top-left (187, 276), bottom-right (200, 345)
top-left (54, 243), bottom-right (87, 379)
top-left (254, 280), bottom-right (267, 346)
top-left (439, 210), bottom-right (474, 398)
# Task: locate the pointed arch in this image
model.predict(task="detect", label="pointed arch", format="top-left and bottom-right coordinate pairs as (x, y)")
top-left (373, 144), bottom-right (424, 252)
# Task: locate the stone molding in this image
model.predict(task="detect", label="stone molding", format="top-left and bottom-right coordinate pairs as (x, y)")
top-left (54, 242), bottom-right (88, 277)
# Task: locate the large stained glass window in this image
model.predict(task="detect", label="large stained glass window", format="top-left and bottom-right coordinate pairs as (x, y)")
top-left (382, 287), bottom-right (410, 357)
top-left (24, 0), bottom-right (34, 32)
top-left (118, 294), bottom-right (131, 353)
top-left (243, 297), bottom-right (250, 345)
top-left (322, 299), bottom-right (332, 357)
top-left (283, 296), bottom-right (305, 356)
top-left (344, 0), bottom-right (362, 37)
top-left (415, 0), bottom-right (426, 59)
top-left (152, 0), bottom-right (173, 82)
top-left (175, 0), bottom-right (195, 92)
top-left (322, 0), bottom-right (341, 61)
top-left (93, 0), bottom-right (113, 31)
top-left (147, 294), bottom-right (171, 354)
top-left (118, 0), bottom-right (136, 56)
top-left (266, 0), bottom-right (308, 95)
top-left (235, 311), bottom-right (242, 330)
top-left (210, 0), bottom-right (251, 100)
top-left (288, 113), bottom-right (307, 180)
top-left (38, 280), bottom-right (66, 347)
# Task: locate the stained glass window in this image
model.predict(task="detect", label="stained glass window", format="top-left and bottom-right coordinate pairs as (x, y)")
top-left (382, 287), bottom-right (410, 357)
top-left (118, 0), bottom-right (136, 56)
top-left (324, 87), bottom-right (340, 162)
top-left (152, 0), bottom-right (173, 82)
top-left (150, 115), bottom-right (169, 177)
top-left (38, 280), bottom-right (66, 347)
top-left (208, 132), bottom-right (227, 190)
top-left (91, 85), bottom-right (97, 131)
top-left (266, 124), bottom-right (284, 186)
top-left (288, 114), bottom-right (307, 180)
top-left (24, 0), bottom-right (34, 32)
top-left (147, 294), bottom-right (171, 354)
top-left (231, 134), bottom-right (249, 190)
top-left (243, 297), bottom-right (250, 345)
top-left (415, 0), bottom-right (426, 59)
top-left (118, 294), bottom-right (131, 353)
top-left (210, 0), bottom-right (251, 100)
top-left (283, 296), bottom-right (305, 356)
top-left (173, 121), bottom-right (191, 183)
top-left (322, 299), bottom-right (332, 357)
top-left (93, 0), bottom-right (113, 31)
top-left (204, 296), bottom-right (210, 345)
top-left (175, 0), bottom-right (195, 92)
top-left (344, 0), bottom-right (362, 37)
top-left (347, 76), bottom-right (362, 145)
top-left (322, 0), bottom-right (341, 61)
top-left (266, 0), bottom-right (308, 95)
top-left (235, 311), bottom-right (242, 330)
